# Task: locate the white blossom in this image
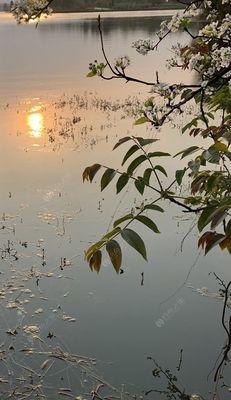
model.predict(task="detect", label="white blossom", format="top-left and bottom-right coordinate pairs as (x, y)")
top-left (114, 56), bottom-right (130, 70)
top-left (132, 38), bottom-right (155, 55)
top-left (11, 0), bottom-right (52, 23)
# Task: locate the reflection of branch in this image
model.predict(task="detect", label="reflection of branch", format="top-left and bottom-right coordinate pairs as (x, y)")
top-left (177, 349), bottom-right (183, 372)
top-left (214, 280), bottom-right (231, 382)
top-left (147, 356), bottom-right (191, 399)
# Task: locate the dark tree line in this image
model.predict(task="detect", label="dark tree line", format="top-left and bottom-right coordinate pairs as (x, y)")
top-left (52, 0), bottom-right (184, 12)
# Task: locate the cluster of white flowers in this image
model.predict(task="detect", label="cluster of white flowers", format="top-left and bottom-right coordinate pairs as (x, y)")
top-left (114, 56), bottom-right (130, 70)
top-left (133, 9), bottom-right (198, 55)
top-left (142, 95), bottom-right (182, 126)
top-left (11, 0), bottom-right (52, 23)
top-left (187, 46), bottom-right (231, 78)
top-left (151, 82), bottom-right (171, 96)
top-left (150, 82), bottom-right (180, 100)
top-left (211, 47), bottom-right (231, 70)
top-left (200, 20), bottom-right (219, 37)
top-left (157, 6), bottom-right (200, 38)
top-left (157, 14), bottom-right (187, 38)
top-left (188, 53), bottom-right (205, 72)
top-left (143, 100), bottom-right (164, 124)
top-left (190, 395), bottom-right (201, 400)
top-left (204, 0), bottom-right (212, 7)
top-left (166, 12), bottom-right (231, 80)
top-left (132, 38), bottom-right (156, 55)
top-left (166, 42), bottom-right (183, 69)
top-left (200, 14), bottom-right (231, 41)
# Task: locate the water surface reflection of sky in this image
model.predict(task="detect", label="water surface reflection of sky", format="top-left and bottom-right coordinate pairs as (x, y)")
top-left (0, 11), bottom-right (230, 400)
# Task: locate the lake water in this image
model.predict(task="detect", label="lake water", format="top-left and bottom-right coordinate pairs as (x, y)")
top-left (0, 10), bottom-right (230, 400)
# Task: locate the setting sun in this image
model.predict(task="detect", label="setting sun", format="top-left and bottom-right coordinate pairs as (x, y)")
top-left (27, 112), bottom-right (44, 138)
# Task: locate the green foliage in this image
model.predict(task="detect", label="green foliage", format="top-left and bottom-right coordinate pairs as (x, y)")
top-left (174, 146), bottom-right (200, 159)
top-left (135, 215), bottom-right (160, 234)
top-left (175, 168), bottom-right (187, 185)
top-left (144, 204), bottom-right (164, 213)
top-left (87, 61), bottom-right (106, 77)
top-left (82, 0), bottom-right (231, 271)
top-left (134, 177), bottom-right (145, 194)
top-left (116, 173), bottom-right (129, 193)
top-left (83, 122), bottom-right (230, 270)
top-left (101, 168), bottom-right (116, 191)
top-left (134, 116), bottom-right (149, 125)
top-left (121, 228), bottom-right (147, 260)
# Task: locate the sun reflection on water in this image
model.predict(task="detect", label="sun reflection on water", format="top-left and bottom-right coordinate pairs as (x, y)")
top-left (27, 111), bottom-right (44, 138)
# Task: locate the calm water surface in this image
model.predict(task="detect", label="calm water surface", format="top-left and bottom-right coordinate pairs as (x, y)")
top-left (0, 11), bottom-right (230, 399)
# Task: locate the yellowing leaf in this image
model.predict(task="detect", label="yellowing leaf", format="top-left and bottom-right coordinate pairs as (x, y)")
top-left (106, 240), bottom-right (122, 273)
top-left (134, 116), bottom-right (149, 125)
top-left (89, 250), bottom-right (102, 273)
top-left (210, 142), bottom-right (228, 152)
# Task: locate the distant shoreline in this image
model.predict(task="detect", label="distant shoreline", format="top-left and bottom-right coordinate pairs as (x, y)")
top-left (0, 3), bottom-right (185, 14)
top-left (53, 4), bottom-right (184, 12)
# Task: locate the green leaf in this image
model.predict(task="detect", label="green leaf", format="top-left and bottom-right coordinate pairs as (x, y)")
top-left (143, 168), bottom-right (152, 185)
top-left (182, 122), bottom-right (192, 134)
top-left (122, 145), bottom-right (139, 165)
top-left (174, 146), bottom-right (200, 159)
top-left (121, 228), bottom-right (147, 261)
top-left (206, 173), bottom-right (220, 192)
top-left (87, 70), bottom-right (97, 77)
top-left (101, 168), bottom-right (116, 191)
top-left (226, 220), bottom-right (231, 236)
top-left (113, 214), bottom-right (133, 228)
top-left (106, 240), bottom-right (122, 273)
top-left (181, 89), bottom-right (193, 101)
top-left (89, 250), bottom-right (102, 273)
top-left (202, 149), bottom-right (220, 164)
top-left (144, 204), bottom-right (164, 213)
top-left (85, 240), bottom-right (105, 262)
top-left (188, 159), bottom-right (200, 174)
top-left (207, 112), bottom-right (214, 120)
top-left (210, 209), bottom-right (227, 230)
top-left (102, 227), bottom-right (121, 241)
top-left (154, 165), bottom-right (168, 177)
top-left (116, 174), bottom-right (129, 194)
top-left (113, 136), bottom-right (131, 150)
top-left (134, 116), bottom-right (149, 125)
top-left (135, 178), bottom-right (145, 195)
top-left (148, 152), bottom-right (171, 158)
top-left (135, 215), bottom-right (160, 233)
top-left (135, 137), bottom-right (158, 146)
top-left (198, 206), bottom-right (217, 232)
top-left (127, 155), bottom-right (146, 175)
top-left (175, 168), bottom-right (187, 185)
